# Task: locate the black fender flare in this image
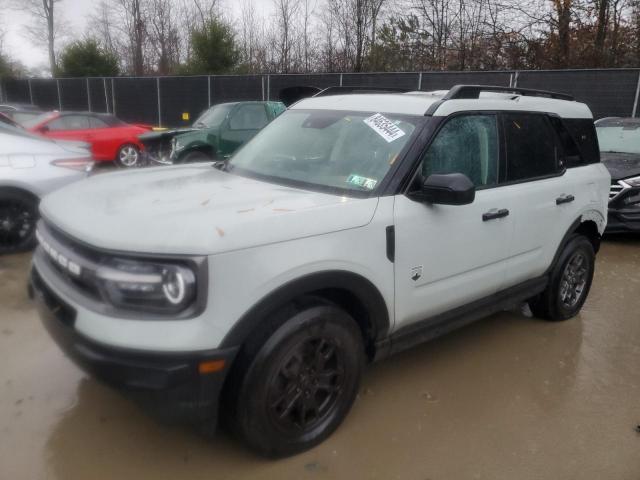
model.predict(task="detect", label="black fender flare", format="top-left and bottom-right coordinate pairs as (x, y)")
top-left (219, 270), bottom-right (391, 351)
top-left (545, 216), bottom-right (601, 276)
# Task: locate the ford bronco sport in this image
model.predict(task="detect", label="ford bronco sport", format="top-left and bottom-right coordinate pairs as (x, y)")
top-left (30, 85), bottom-right (610, 457)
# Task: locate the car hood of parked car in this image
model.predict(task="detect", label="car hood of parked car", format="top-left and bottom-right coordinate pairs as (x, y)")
top-left (138, 127), bottom-right (201, 143)
top-left (600, 152), bottom-right (640, 181)
top-left (40, 164), bottom-right (378, 256)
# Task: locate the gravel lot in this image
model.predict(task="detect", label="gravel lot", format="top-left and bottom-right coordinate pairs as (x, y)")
top-left (1, 238), bottom-right (639, 480)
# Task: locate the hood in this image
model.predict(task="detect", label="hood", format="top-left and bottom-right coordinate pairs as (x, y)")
top-left (139, 128), bottom-right (200, 143)
top-left (40, 164), bottom-right (378, 256)
top-left (600, 152), bottom-right (640, 181)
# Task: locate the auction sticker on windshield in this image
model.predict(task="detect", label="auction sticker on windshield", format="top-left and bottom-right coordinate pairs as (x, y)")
top-left (363, 113), bottom-right (406, 143)
top-left (347, 174), bottom-right (378, 190)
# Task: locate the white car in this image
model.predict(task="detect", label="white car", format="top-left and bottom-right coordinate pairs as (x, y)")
top-left (30, 85), bottom-right (610, 457)
top-left (0, 123), bottom-right (93, 254)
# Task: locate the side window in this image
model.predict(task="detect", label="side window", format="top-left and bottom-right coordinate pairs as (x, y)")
top-left (420, 114), bottom-right (498, 188)
top-left (563, 118), bottom-right (600, 164)
top-left (503, 113), bottom-right (560, 182)
top-left (229, 104), bottom-right (269, 130)
top-left (548, 116), bottom-right (582, 167)
top-left (48, 115), bottom-right (91, 131)
top-left (88, 116), bottom-right (109, 129)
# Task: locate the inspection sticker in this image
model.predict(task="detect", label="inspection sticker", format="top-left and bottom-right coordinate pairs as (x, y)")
top-left (363, 113), bottom-right (406, 143)
top-left (347, 174), bottom-right (378, 190)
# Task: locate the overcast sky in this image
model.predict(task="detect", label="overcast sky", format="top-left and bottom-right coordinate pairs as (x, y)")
top-left (1, 0), bottom-right (274, 75)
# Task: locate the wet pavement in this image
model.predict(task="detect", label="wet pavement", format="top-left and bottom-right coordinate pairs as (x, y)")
top-left (1, 239), bottom-right (639, 479)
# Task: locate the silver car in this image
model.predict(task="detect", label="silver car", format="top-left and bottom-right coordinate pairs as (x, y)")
top-left (1, 123), bottom-right (93, 254)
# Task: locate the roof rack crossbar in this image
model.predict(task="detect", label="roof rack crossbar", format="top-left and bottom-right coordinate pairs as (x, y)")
top-left (444, 84), bottom-right (574, 101)
top-left (313, 86), bottom-right (410, 97)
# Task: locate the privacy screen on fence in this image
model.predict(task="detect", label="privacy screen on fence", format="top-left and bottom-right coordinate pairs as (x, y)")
top-left (2, 69), bottom-right (638, 127)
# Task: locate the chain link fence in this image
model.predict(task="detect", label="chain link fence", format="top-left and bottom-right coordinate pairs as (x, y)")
top-left (1, 69), bottom-right (638, 127)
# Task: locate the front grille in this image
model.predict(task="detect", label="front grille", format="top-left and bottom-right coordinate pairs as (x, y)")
top-left (36, 221), bottom-right (103, 301)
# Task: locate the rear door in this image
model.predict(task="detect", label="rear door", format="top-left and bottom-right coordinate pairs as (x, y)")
top-left (393, 113), bottom-right (514, 329)
top-left (499, 112), bottom-right (580, 286)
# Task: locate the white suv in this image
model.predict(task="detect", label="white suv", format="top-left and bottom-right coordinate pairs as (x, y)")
top-left (30, 85), bottom-right (610, 457)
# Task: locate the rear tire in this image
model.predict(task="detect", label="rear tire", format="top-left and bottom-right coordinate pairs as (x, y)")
top-left (229, 300), bottom-right (365, 457)
top-left (116, 144), bottom-right (141, 168)
top-left (0, 190), bottom-right (38, 254)
top-left (529, 234), bottom-right (595, 321)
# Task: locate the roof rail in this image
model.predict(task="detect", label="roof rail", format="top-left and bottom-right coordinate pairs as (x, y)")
top-left (314, 86), bottom-right (410, 97)
top-left (444, 84), bottom-right (574, 101)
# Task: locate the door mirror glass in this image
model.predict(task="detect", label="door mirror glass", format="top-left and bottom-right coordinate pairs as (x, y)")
top-left (416, 173), bottom-right (475, 205)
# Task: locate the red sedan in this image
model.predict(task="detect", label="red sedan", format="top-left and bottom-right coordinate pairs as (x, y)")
top-left (25, 112), bottom-right (152, 167)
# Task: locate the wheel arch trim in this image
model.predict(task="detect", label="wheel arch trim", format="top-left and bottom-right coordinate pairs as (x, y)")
top-left (219, 270), bottom-right (391, 352)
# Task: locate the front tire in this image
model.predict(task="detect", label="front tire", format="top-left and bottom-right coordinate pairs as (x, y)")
top-left (0, 190), bottom-right (38, 254)
top-left (529, 234), bottom-right (595, 321)
top-left (230, 302), bottom-right (365, 457)
top-left (116, 144), bottom-right (141, 168)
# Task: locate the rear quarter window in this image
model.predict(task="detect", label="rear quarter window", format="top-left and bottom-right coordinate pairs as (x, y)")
top-left (562, 118), bottom-right (600, 165)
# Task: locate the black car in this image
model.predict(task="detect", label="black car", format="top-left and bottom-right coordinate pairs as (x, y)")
top-left (0, 103), bottom-right (43, 125)
top-left (595, 117), bottom-right (640, 233)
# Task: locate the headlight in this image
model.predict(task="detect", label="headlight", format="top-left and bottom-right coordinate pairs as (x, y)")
top-left (96, 259), bottom-right (197, 314)
top-left (624, 175), bottom-right (640, 187)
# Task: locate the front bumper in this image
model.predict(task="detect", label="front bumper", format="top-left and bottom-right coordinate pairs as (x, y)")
top-left (606, 208), bottom-right (640, 233)
top-left (607, 185), bottom-right (640, 233)
top-left (29, 266), bottom-right (237, 427)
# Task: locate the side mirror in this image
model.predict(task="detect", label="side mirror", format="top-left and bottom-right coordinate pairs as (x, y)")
top-left (413, 173), bottom-right (475, 205)
top-left (39, 125), bottom-right (50, 133)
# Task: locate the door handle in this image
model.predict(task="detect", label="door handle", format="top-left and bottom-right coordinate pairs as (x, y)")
top-left (482, 208), bottom-right (509, 221)
top-left (556, 194), bottom-right (575, 205)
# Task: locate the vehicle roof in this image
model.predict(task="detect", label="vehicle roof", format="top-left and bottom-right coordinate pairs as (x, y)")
top-left (292, 90), bottom-right (592, 119)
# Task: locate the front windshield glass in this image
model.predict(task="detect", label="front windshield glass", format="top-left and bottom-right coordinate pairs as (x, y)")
top-left (596, 125), bottom-right (640, 154)
top-left (229, 109), bottom-right (421, 195)
top-left (193, 104), bottom-right (233, 128)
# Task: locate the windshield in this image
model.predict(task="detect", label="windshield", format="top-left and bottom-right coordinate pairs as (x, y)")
top-left (596, 125), bottom-right (640, 154)
top-left (193, 104), bottom-right (233, 128)
top-left (21, 112), bottom-right (56, 129)
top-left (229, 109), bottom-right (421, 195)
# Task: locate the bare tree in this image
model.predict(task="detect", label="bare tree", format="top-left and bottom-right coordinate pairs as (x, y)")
top-left (147, 0), bottom-right (181, 73)
top-left (10, 0), bottom-right (63, 75)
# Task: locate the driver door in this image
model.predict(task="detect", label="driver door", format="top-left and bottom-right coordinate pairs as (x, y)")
top-left (393, 113), bottom-right (514, 330)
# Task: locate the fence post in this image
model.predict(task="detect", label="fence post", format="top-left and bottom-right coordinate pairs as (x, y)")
top-left (156, 77), bottom-right (162, 127)
top-left (266, 75), bottom-right (270, 100)
top-left (86, 78), bottom-right (92, 111)
top-left (103, 78), bottom-right (109, 113)
top-left (207, 76), bottom-right (212, 107)
top-left (261, 75), bottom-right (265, 101)
top-left (632, 71), bottom-right (640, 118)
top-left (513, 71), bottom-right (519, 87)
top-left (417, 72), bottom-right (422, 90)
top-left (111, 78), bottom-right (116, 116)
top-left (339, 73), bottom-right (343, 86)
top-left (56, 79), bottom-right (62, 110)
top-left (27, 78), bottom-right (34, 105)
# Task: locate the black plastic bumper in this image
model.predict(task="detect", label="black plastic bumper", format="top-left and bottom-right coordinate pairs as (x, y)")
top-left (606, 209), bottom-right (640, 234)
top-left (29, 266), bottom-right (237, 427)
